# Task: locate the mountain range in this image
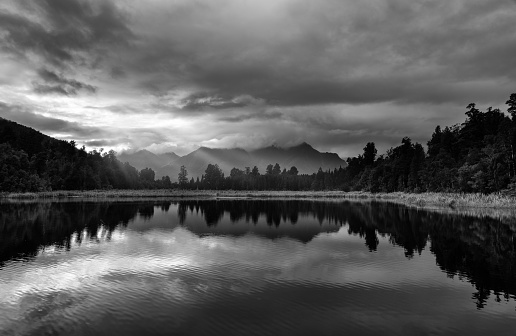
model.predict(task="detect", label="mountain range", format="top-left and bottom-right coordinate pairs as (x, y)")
top-left (117, 142), bottom-right (347, 180)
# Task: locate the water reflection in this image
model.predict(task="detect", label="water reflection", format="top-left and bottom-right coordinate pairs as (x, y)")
top-left (1, 199), bottom-right (515, 311)
top-left (0, 199), bottom-right (515, 335)
top-left (0, 201), bottom-right (167, 265)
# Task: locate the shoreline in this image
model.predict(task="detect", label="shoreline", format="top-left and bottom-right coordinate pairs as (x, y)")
top-left (2, 189), bottom-right (516, 209)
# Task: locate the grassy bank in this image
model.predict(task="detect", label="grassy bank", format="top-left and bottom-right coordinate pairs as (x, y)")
top-left (2, 189), bottom-right (516, 209)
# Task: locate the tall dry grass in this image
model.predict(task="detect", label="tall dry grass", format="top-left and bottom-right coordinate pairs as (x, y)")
top-left (2, 190), bottom-right (515, 209)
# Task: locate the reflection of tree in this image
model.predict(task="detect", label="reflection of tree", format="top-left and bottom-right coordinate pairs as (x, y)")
top-left (178, 203), bottom-right (188, 225)
top-left (428, 216), bottom-right (516, 309)
top-left (364, 227), bottom-right (379, 252)
top-left (345, 202), bottom-right (516, 309)
top-left (1, 199), bottom-right (515, 310)
top-left (160, 202), bottom-right (171, 212)
top-left (289, 210), bottom-right (298, 225)
top-left (0, 201), bottom-right (170, 266)
top-left (176, 200), bottom-right (350, 229)
top-left (138, 204), bottom-right (154, 220)
top-left (176, 199), bottom-right (516, 309)
top-left (345, 203), bottom-right (429, 257)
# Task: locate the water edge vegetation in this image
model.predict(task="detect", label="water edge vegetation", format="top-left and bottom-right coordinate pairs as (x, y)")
top-left (2, 190), bottom-right (516, 213)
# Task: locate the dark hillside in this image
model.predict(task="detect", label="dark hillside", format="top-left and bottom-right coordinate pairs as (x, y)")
top-left (0, 118), bottom-right (165, 192)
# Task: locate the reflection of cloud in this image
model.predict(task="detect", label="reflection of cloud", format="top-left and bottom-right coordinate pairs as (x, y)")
top-left (0, 225), bottom-right (443, 308)
top-left (1, 216), bottom-right (512, 335)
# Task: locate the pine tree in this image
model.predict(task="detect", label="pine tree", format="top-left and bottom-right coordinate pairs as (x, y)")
top-left (178, 165), bottom-right (188, 188)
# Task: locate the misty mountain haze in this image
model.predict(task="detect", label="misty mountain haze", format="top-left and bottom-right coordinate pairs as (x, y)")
top-left (117, 150), bottom-right (179, 172)
top-left (117, 143), bottom-right (347, 179)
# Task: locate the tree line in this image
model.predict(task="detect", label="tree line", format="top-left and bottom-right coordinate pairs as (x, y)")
top-left (175, 163), bottom-right (314, 191)
top-left (177, 93), bottom-right (516, 193)
top-left (1, 93), bottom-right (516, 193)
top-left (341, 94), bottom-right (516, 193)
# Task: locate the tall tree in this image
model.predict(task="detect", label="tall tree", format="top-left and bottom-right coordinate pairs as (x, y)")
top-left (204, 164), bottom-right (224, 190)
top-left (139, 168), bottom-right (155, 182)
top-left (363, 142), bottom-right (377, 167)
top-left (272, 163), bottom-right (281, 175)
top-left (251, 166), bottom-right (260, 176)
top-left (266, 164), bottom-right (274, 175)
top-left (506, 93), bottom-right (516, 121)
top-left (289, 166), bottom-right (299, 175)
top-left (178, 165), bottom-right (189, 188)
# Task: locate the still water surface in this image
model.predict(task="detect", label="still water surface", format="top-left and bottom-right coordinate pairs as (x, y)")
top-left (1, 199), bottom-right (515, 335)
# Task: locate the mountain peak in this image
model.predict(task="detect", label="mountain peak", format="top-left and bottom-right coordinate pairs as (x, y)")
top-left (289, 142), bottom-right (317, 153)
top-left (119, 148), bottom-right (155, 157)
top-left (293, 142), bottom-right (313, 149)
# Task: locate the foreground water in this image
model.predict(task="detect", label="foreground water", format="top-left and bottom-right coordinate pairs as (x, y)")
top-left (1, 199), bottom-right (515, 335)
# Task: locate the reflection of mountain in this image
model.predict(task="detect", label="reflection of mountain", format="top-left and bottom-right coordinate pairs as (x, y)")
top-left (177, 200), bottom-right (343, 243)
top-left (178, 200), bottom-right (343, 243)
top-left (1, 199), bottom-right (515, 309)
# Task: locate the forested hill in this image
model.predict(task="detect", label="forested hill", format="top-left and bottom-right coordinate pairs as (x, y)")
top-left (341, 94), bottom-right (516, 193)
top-left (0, 118), bottom-right (172, 192)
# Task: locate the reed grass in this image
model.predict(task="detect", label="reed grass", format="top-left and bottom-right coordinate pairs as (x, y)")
top-left (1, 189), bottom-right (515, 209)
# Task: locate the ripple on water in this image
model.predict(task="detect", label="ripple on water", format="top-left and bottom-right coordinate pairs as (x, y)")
top-left (1, 200), bottom-right (516, 336)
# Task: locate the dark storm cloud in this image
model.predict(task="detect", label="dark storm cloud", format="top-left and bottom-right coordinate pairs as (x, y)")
top-left (0, 0), bottom-right (132, 64)
top-left (0, 0), bottom-right (133, 94)
top-left (1, 0), bottom-right (515, 156)
top-left (33, 69), bottom-right (97, 96)
top-left (218, 110), bottom-right (284, 123)
top-left (4, 0), bottom-right (513, 107)
top-left (118, 0), bottom-right (516, 107)
top-left (180, 93), bottom-right (265, 110)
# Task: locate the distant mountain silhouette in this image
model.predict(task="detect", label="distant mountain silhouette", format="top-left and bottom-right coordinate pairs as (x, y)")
top-left (118, 143), bottom-right (347, 179)
top-left (250, 142), bottom-right (345, 176)
top-left (159, 147), bottom-right (252, 179)
top-left (117, 149), bottom-right (179, 172)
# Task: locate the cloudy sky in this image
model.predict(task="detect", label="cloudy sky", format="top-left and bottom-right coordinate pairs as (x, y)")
top-left (1, 0), bottom-right (515, 157)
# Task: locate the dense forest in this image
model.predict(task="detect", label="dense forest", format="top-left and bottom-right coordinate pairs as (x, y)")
top-left (0, 118), bottom-right (173, 191)
top-left (341, 93), bottom-right (516, 193)
top-left (1, 93), bottom-right (516, 193)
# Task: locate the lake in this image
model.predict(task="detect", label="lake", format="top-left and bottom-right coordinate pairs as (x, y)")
top-left (1, 199), bottom-right (515, 335)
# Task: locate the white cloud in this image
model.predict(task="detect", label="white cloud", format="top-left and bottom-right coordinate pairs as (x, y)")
top-left (0, 0), bottom-right (515, 156)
